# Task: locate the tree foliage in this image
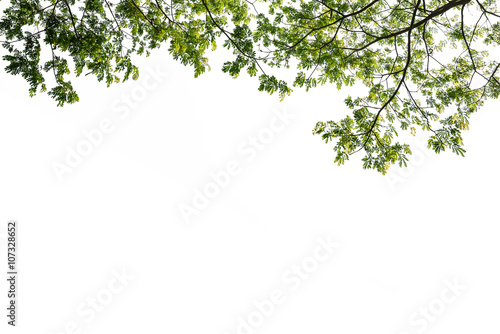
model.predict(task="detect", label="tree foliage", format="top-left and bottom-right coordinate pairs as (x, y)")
top-left (1, 0), bottom-right (500, 173)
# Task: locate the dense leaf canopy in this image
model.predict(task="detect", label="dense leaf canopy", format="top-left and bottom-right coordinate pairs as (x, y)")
top-left (1, 0), bottom-right (499, 173)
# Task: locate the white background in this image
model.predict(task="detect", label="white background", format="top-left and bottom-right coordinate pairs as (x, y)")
top-left (0, 47), bottom-right (499, 334)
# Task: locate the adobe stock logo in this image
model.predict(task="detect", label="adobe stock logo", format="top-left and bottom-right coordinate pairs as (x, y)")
top-left (178, 107), bottom-right (296, 224)
top-left (222, 235), bottom-right (340, 334)
top-left (385, 137), bottom-right (433, 191)
top-left (397, 278), bottom-right (466, 334)
top-left (47, 268), bottom-right (134, 334)
top-left (52, 65), bottom-right (169, 182)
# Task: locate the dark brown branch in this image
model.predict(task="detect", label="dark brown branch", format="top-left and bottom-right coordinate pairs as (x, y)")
top-left (62, 0), bottom-right (80, 38)
top-left (129, 0), bottom-right (159, 32)
top-left (352, 0), bottom-right (422, 154)
top-left (346, 0), bottom-right (471, 56)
